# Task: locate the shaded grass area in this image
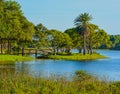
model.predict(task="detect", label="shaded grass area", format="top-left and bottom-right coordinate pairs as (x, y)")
top-left (0, 55), bottom-right (34, 64)
top-left (47, 53), bottom-right (106, 60)
top-left (0, 70), bottom-right (120, 94)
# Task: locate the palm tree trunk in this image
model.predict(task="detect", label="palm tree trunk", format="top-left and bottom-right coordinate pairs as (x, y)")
top-left (83, 34), bottom-right (87, 55)
top-left (89, 36), bottom-right (92, 55)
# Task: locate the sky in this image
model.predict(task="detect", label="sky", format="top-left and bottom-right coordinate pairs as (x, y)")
top-left (15, 0), bottom-right (120, 35)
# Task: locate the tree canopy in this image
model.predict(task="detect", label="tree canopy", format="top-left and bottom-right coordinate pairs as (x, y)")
top-left (0, 1), bottom-right (118, 55)
top-left (0, 0), bottom-right (35, 54)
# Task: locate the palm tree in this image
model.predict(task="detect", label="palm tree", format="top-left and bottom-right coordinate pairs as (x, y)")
top-left (74, 13), bottom-right (92, 55)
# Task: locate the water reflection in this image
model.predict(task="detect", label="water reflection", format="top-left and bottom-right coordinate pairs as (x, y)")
top-left (15, 62), bottom-right (30, 74)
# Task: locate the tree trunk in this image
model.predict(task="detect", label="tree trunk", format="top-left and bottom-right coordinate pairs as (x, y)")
top-left (0, 39), bottom-right (3, 54)
top-left (87, 48), bottom-right (90, 54)
top-left (61, 48), bottom-right (65, 52)
top-left (10, 41), bottom-right (11, 54)
top-left (7, 38), bottom-right (11, 54)
top-left (35, 49), bottom-right (37, 58)
top-left (57, 47), bottom-right (59, 54)
top-left (77, 47), bottom-right (82, 53)
top-left (90, 47), bottom-right (93, 55)
top-left (79, 49), bottom-right (82, 53)
top-left (83, 34), bottom-right (87, 55)
top-left (66, 48), bottom-right (71, 54)
top-left (53, 47), bottom-right (56, 55)
top-left (22, 48), bottom-right (24, 56)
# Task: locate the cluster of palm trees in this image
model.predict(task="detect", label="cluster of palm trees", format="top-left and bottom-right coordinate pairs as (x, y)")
top-left (34, 13), bottom-right (111, 55)
top-left (74, 13), bottom-right (93, 55)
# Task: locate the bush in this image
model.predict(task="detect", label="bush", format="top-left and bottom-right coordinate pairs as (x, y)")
top-left (75, 70), bottom-right (92, 81)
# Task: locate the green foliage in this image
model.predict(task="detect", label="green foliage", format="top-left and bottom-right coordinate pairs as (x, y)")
top-left (65, 28), bottom-right (83, 49)
top-left (2, 0), bottom-right (23, 39)
top-left (87, 26), bottom-right (111, 49)
top-left (46, 29), bottom-right (73, 55)
top-left (33, 23), bottom-right (48, 48)
top-left (110, 35), bottom-right (120, 50)
top-left (47, 30), bottom-right (64, 48)
top-left (97, 30), bottom-right (112, 49)
top-left (0, 70), bottom-right (119, 94)
top-left (65, 23), bottom-right (111, 54)
top-left (0, 0), bottom-right (35, 54)
top-left (0, 0), bottom-right (118, 56)
top-left (74, 12), bottom-right (92, 27)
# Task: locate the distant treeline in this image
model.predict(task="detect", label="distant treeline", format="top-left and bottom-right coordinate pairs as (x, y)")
top-left (99, 35), bottom-right (120, 50)
top-left (110, 35), bottom-right (120, 50)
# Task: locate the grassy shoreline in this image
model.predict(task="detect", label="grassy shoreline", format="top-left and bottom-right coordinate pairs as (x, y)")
top-left (0, 53), bottom-right (106, 64)
top-left (0, 55), bottom-right (34, 63)
top-left (47, 53), bottom-right (106, 60)
top-left (0, 70), bottom-right (119, 94)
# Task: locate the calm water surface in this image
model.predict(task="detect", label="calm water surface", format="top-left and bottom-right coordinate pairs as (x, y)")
top-left (1, 50), bottom-right (120, 81)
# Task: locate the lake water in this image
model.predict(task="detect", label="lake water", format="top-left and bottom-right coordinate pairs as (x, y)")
top-left (0, 50), bottom-right (120, 81)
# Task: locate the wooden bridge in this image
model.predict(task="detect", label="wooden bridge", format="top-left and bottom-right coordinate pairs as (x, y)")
top-left (19, 48), bottom-right (53, 58)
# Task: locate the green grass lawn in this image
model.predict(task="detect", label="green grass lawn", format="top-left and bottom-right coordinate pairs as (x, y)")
top-left (0, 55), bottom-right (34, 63)
top-left (48, 53), bottom-right (106, 60)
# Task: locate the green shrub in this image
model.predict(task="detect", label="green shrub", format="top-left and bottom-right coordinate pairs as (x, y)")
top-left (75, 70), bottom-right (92, 81)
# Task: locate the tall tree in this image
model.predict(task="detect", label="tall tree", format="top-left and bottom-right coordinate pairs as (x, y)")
top-left (18, 16), bottom-right (35, 55)
top-left (60, 33), bottom-right (73, 54)
top-left (0, 0), bottom-right (35, 54)
top-left (34, 23), bottom-right (48, 48)
top-left (47, 30), bottom-right (73, 55)
top-left (47, 30), bottom-right (63, 55)
top-left (86, 24), bottom-right (99, 54)
top-left (3, 0), bottom-right (23, 54)
top-left (0, 0), bottom-right (4, 53)
top-left (74, 13), bottom-right (92, 55)
top-left (65, 28), bottom-right (83, 53)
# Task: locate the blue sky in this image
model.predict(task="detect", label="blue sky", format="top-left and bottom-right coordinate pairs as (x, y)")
top-left (15, 0), bottom-right (120, 35)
